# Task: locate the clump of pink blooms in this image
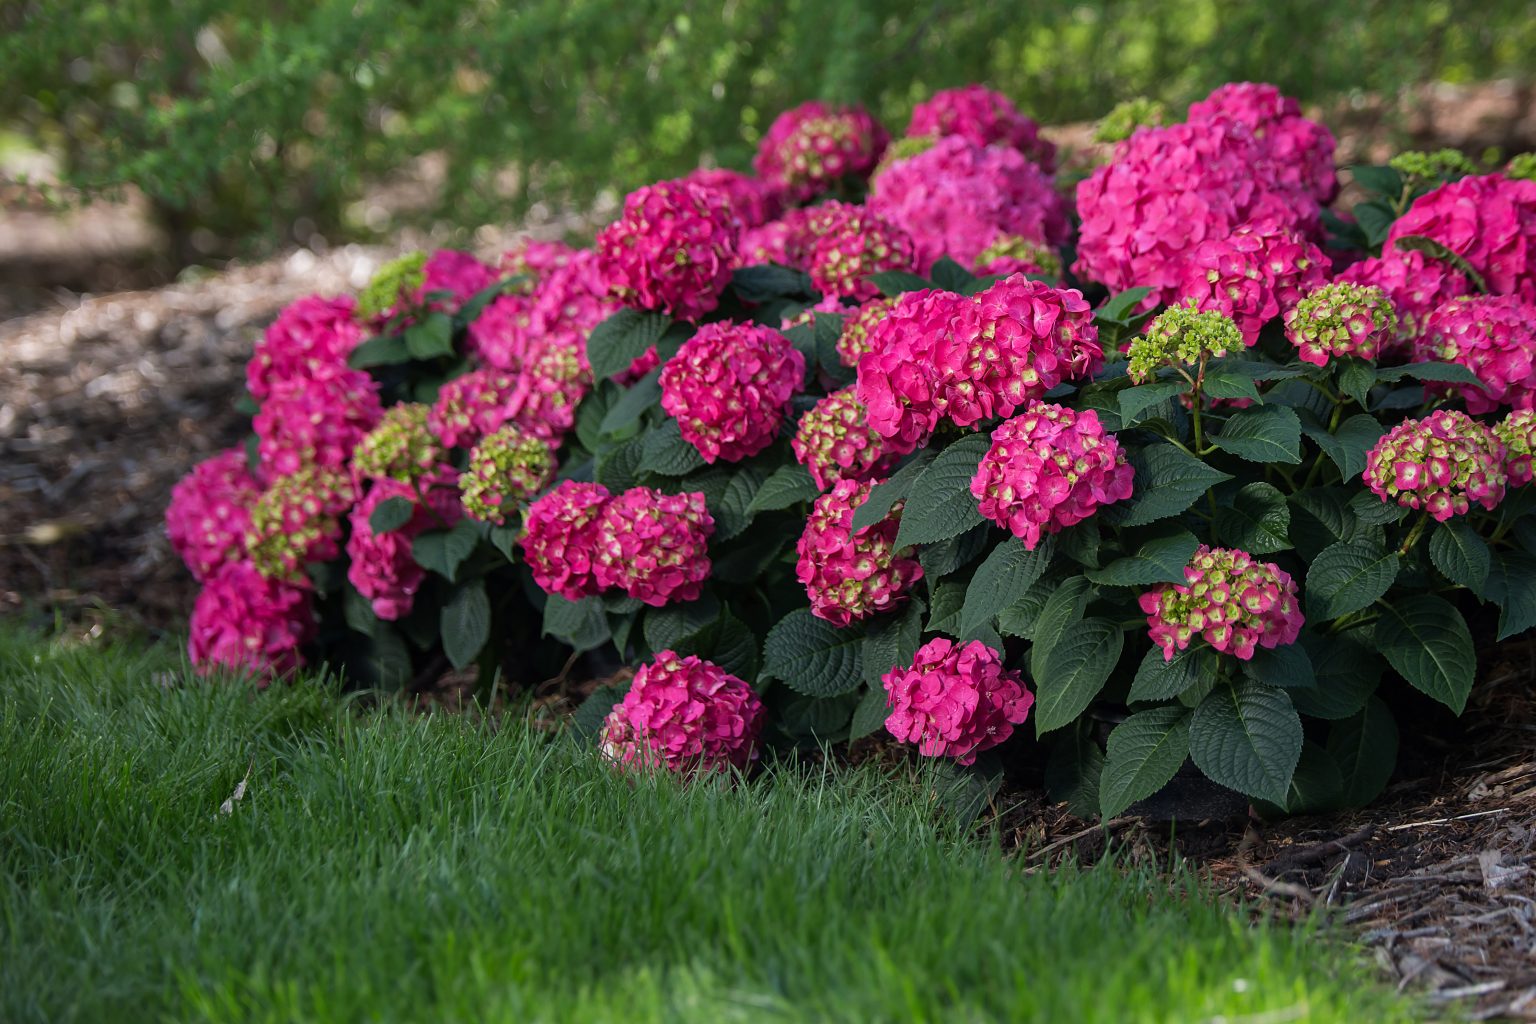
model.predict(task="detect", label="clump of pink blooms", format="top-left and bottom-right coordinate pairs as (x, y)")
top-left (428, 368), bottom-right (522, 450)
top-left (870, 136), bottom-right (1068, 274)
top-left (681, 167), bottom-right (782, 229)
top-left (1364, 409), bottom-right (1507, 521)
top-left (882, 638), bottom-right (1034, 765)
top-left (1333, 249), bottom-right (1471, 348)
top-left (246, 295), bottom-right (364, 400)
top-left (188, 560), bottom-right (315, 679)
top-left (244, 467), bottom-right (356, 581)
top-left (753, 100), bottom-right (888, 202)
top-left (837, 295), bottom-right (898, 367)
top-left (795, 479), bottom-right (922, 626)
top-left (854, 288), bottom-right (968, 448)
top-left (600, 651), bottom-right (765, 774)
top-left (511, 334), bottom-right (594, 439)
top-left (791, 387), bottom-right (897, 490)
top-left (1284, 282), bottom-right (1398, 365)
top-left (971, 402), bottom-right (1133, 550)
top-left (905, 84), bottom-right (1056, 171)
top-left (1385, 173), bottom-right (1536, 301)
top-left (165, 447), bottom-right (262, 582)
top-left (1139, 546), bottom-right (1304, 662)
top-left (658, 321), bottom-right (804, 463)
top-left (346, 472), bottom-right (463, 620)
top-left (595, 179), bottom-right (740, 322)
top-left (1187, 81), bottom-right (1339, 204)
top-left (1175, 222), bottom-right (1329, 344)
top-left (973, 234), bottom-right (1062, 279)
top-left (351, 403), bottom-right (440, 484)
top-left (500, 238), bottom-right (580, 281)
top-left (1494, 410), bottom-right (1536, 486)
top-left (253, 371), bottom-right (382, 477)
top-left (519, 480), bottom-right (613, 600)
top-left (459, 425), bottom-right (557, 525)
top-left (471, 247), bottom-right (615, 374)
top-left (593, 487), bottom-right (715, 606)
top-left (805, 203), bottom-right (917, 301)
top-left (1416, 295), bottom-right (1536, 414)
top-left (420, 249), bottom-right (500, 309)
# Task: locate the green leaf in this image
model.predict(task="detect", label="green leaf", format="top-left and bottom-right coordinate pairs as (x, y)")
top-left (1127, 644), bottom-right (1216, 703)
top-left (1085, 531), bottom-right (1199, 587)
top-left (440, 580), bottom-right (491, 670)
top-left (1485, 551), bottom-right (1536, 640)
top-left (643, 593), bottom-right (721, 654)
top-left (1348, 490), bottom-right (1407, 526)
top-left (868, 270), bottom-right (934, 297)
top-left (1306, 539), bottom-right (1400, 620)
top-left (404, 312), bottom-right (455, 359)
top-left (730, 264), bottom-right (816, 302)
top-left (1202, 371), bottom-right (1263, 403)
top-left (862, 598), bottom-right (925, 688)
top-left (1213, 482), bottom-right (1292, 553)
top-left (1241, 642), bottom-right (1316, 690)
top-left (959, 537), bottom-right (1056, 638)
top-left (1373, 360), bottom-right (1485, 387)
top-left (922, 756), bottom-right (1004, 826)
top-left (1111, 443), bottom-right (1232, 528)
top-left (1375, 596), bottom-right (1475, 713)
top-left (343, 586), bottom-right (377, 637)
top-left (598, 368), bottom-right (663, 435)
top-left (893, 434), bottom-right (991, 549)
top-left (918, 524), bottom-right (990, 580)
top-left (639, 418), bottom-right (707, 476)
top-left (487, 524), bottom-right (519, 562)
top-left (929, 256), bottom-right (979, 292)
top-left (761, 608), bottom-right (864, 697)
top-left (813, 313), bottom-right (853, 385)
top-left (1028, 576), bottom-right (1094, 678)
top-left (1189, 680), bottom-right (1303, 804)
top-left (747, 463), bottom-right (819, 514)
top-left (1349, 164), bottom-right (1403, 196)
top-left (850, 449), bottom-right (937, 531)
top-left (1299, 413), bottom-right (1386, 481)
top-left (1390, 235), bottom-right (1489, 294)
top-left (1033, 617), bottom-right (1124, 735)
top-left (1292, 632), bottom-right (1382, 720)
top-left (703, 466), bottom-right (765, 542)
top-left (570, 683), bottom-right (627, 742)
top-left (411, 522), bottom-right (481, 581)
top-left (1118, 381), bottom-right (1188, 425)
top-left (1279, 741), bottom-right (1345, 815)
top-left (1045, 729), bottom-right (1105, 817)
top-left (996, 574), bottom-right (1058, 639)
top-left (369, 496), bottom-right (416, 534)
top-left (1327, 696), bottom-right (1399, 808)
top-left (594, 435), bottom-right (645, 491)
top-left (1337, 358), bottom-right (1376, 408)
top-left (364, 622), bottom-right (413, 690)
top-left (850, 684), bottom-right (891, 740)
top-left (1209, 405), bottom-right (1303, 464)
top-left (1429, 520), bottom-right (1490, 592)
top-left (925, 581), bottom-right (967, 637)
top-left (542, 595), bottom-right (612, 653)
top-left (587, 309), bottom-right (674, 380)
top-left (1095, 287), bottom-right (1153, 325)
top-left (1057, 521), bottom-right (1102, 568)
top-left (1099, 706), bottom-right (1192, 818)
top-left (674, 608), bottom-right (759, 681)
top-left (348, 333), bottom-right (412, 369)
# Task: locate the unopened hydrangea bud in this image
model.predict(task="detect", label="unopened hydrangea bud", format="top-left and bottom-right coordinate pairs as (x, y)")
top-left (459, 425), bottom-right (556, 525)
top-left (1094, 97), bottom-right (1169, 144)
top-left (791, 387), bottom-right (897, 491)
top-left (520, 480), bottom-right (612, 600)
top-left (1364, 409), bottom-right (1506, 521)
top-left (1139, 546), bottom-right (1303, 662)
top-left (1388, 149), bottom-right (1476, 184)
top-left (1416, 295), bottom-right (1536, 414)
top-left (1127, 301), bottom-right (1243, 382)
top-left (1507, 153), bottom-right (1536, 183)
top-left (1495, 410), bottom-right (1536, 486)
top-left (188, 561), bottom-right (315, 680)
top-left (357, 251), bottom-right (427, 321)
top-left (796, 478), bottom-right (923, 626)
top-left (659, 322), bottom-right (803, 463)
top-left (974, 235), bottom-right (1062, 279)
top-left (245, 467), bottom-right (356, 581)
top-left (837, 295), bottom-right (898, 367)
top-left (882, 638), bottom-right (1033, 765)
top-left (600, 650), bottom-right (765, 774)
top-left (593, 488), bottom-right (715, 606)
top-left (352, 403), bottom-right (440, 484)
top-left (1284, 282), bottom-right (1398, 366)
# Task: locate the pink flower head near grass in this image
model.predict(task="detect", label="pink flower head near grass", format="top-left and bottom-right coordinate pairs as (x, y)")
top-left (882, 637), bottom-right (1033, 765)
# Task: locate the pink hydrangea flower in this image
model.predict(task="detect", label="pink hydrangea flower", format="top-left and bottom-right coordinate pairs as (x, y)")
top-left (906, 84), bottom-right (1056, 171)
top-left (1494, 410), bottom-right (1536, 486)
top-left (254, 371), bottom-right (383, 478)
top-left (246, 295), bottom-right (364, 400)
top-left (882, 637), bottom-right (1033, 765)
top-left (1139, 546), bottom-right (1303, 661)
top-left (681, 167), bottom-right (783, 229)
top-left (971, 402), bottom-right (1133, 549)
top-left (791, 387), bottom-right (898, 491)
top-left (806, 204), bottom-right (918, 301)
top-left (754, 100), bottom-right (888, 202)
top-left (1187, 82), bottom-right (1338, 203)
top-left (600, 650), bottom-right (765, 774)
top-left (346, 472), bottom-right (463, 620)
top-left (854, 288), bottom-right (969, 448)
top-left (428, 368), bottom-right (522, 450)
top-left (596, 180), bottom-right (740, 322)
top-left (470, 248), bottom-right (618, 372)
top-left (459, 425), bottom-right (557, 526)
top-left (1416, 295), bottom-right (1536, 414)
top-left (166, 448), bottom-right (262, 582)
top-left (1364, 409), bottom-right (1507, 521)
top-left (1176, 223), bottom-right (1329, 344)
top-left (1284, 282), bottom-right (1398, 366)
top-left (188, 560), bottom-right (315, 680)
top-left (500, 238), bottom-right (579, 280)
top-left (421, 249), bottom-right (500, 309)
top-left (351, 403), bottom-right (440, 485)
top-left (795, 478), bottom-right (922, 627)
top-left (244, 467), bottom-right (356, 582)
top-left (1385, 173), bottom-right (1536, 301)
top-left (593, 487), bottom-right (714, 606)
top-left (510, 331), bottom-right (594, 440)
top-left (659, 321), bottom-right (804, 463)
top-left (936, 276), bottom-right (1103, 426)
top-left (838, 295), bottom-right (898, 367)
top-left (520, 480), bottom-right (612, 600)
top-left (1334, 250), bottom-right (1472, 349)
top-left (870, 136), bottom-right (1068, 274)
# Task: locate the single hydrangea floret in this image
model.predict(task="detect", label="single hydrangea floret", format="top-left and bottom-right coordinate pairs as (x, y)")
top-left (1283, 282), bottom-right (1398, 366)
top-left (593, 488), bottom-right (715, 607)
top-left (1139, 546), bottom-right (1303, 661)
top-left (658, 321), bottom-right (804, 463)
top-left (600, 650), bottom-right (765, 774)
top-left (459, 425), bottom-right (557, 525)
top-left (1364, 409), bottom-right (1506, 521)
top-left (882, 638), bottom-right (1034, 765)
top-left (1127, 302), bottom-right (1244, 382)
top-left (795, 478), bottom-right (923, 627)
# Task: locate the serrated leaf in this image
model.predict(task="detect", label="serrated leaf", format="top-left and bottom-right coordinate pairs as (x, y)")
top-left (369, 496), bottom-right (416, 534)
top-left (918, 523), bottom-right (990, 580)
top-left (704, 466), bottom-right (765, 542)
top-left (1485, 551), bottom-right (1536, 640)
top-left (1306, 539), bottom-right (1400, 620)
top-left (440, 580), bottom-right (491, 670)
top-left (1034, 618), bottom-right (1124, 735)
top-left (761, 608), bottom-right (863, 697)
top-left (997, 574), bottom-right (1057, 639)
top-left (1429, 520), bottom-right (1490, 592)
top-left (1057, 520), bottom-right (1101, 568)
top-left (1373, 360), bottom-right (1485, 387)
top-left (1209, 405), bottom-right (1303, 464)
top-left (542, 595), bottom-right (611, 653)
top-left (1278, 741), bottom-right (1345, 815)
top-left (1292, 632), bottom-right (1381, 720)
top-left (893, 434), bottom-right (991, 549)
top-left (1213, 482), bottom-right (1292, 553)
top-left (959, 537), bottom-right (1056, 637)
top-left (640, 418), bottom-right (707, 476)
top-left (925, 581), bottom-right (967, 636)
top-left (1349, 164), bottom-right (1403, 196)
top-left (344, 586), bottom-right (377, 637)
top-left (850, 684), bottom-right (891, 740)
top-left (813, 313), bottom-right (853, 385)
top-left (748, 463), bottom-right (819, 514)
top-left (598, 368), bottom-right (663, 435)
top-left (674, 608), bottom-right (758, 681)
top-left (405, 312), bottom-right (455, 360)
top-left (412, 521), bottom-right (481, 581)
top-left (587, 309), bottom-right (674, 380)
top-left (1095, 287), bottom-right (1153, 325)
top-left (570, 683), bottom-right (627, 742)
top-left (1085, 531), bottom-right (1198, 587)
top-left (1028, 575), bottom-right (1094, 678)
top-left (868, 270), bottom-right (934, 297)
top-left (487, 524), bottom-right (519, 561)
top-left (643, 593), bottom-right (721, 654)
top-left (1099, 706), bottom-right (1192, 818)
top-left (1127, 644), bottom-right (1215, 703)
top-left (1327, 696), bottom-right (1399, 808)
top-left (1375, 596), bottom-right (1475, 713)
top-left (1045, 729), bottom-right (1105, 817)
top-left (1111, 444), bottom-right (1232, 527)
top-left (862, 598), bottom-right (925, 687)
top-left (594, 434), bottom-right (646, 491)
top-left (1299, 413), bottom-right (1386, 481)
top-left (348, 333), bottom-right (412, 369)
top-left (1391, 235), bottom-right (1489, 294)
top-left (1241, 642), bottom-right (1316, 690)
top-left (1189, 680), bottom-right (1302, 804)
top-left (852, 450), bottom-right (938, 530)
top-left (1347, 489), bottom-right (1407, 527)
top-left (929, 256), bottom-right (979, 292)
top-left (730, 264), bottom-right (816, 302)
top-left (1202, 371), bottom-right (1263, 403)
top-left (1118, 381), bottom-right (1188, 425)
top-left (1337, 358), bottom-right (1376, 408)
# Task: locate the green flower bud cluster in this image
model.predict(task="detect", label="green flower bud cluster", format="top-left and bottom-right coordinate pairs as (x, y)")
top-left (1127, 301), bottom-right (1243, 382)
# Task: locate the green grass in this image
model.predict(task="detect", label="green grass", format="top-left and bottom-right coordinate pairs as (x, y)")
top-left (0, 626), bottom-right (1414, 1023)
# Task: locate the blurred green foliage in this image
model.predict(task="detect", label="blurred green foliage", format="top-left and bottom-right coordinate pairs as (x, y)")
top-left (4, 1), bottom-right (1533, 259)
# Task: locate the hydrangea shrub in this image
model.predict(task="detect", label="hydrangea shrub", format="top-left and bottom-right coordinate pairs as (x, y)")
top-left (169, 81), bottom-right (1536, 820)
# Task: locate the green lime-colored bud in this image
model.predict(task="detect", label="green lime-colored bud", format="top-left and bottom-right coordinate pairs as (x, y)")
top-left (352, 403), bottom-right (439, 484)
top-left (1388, 149), bottom-right (1475, 184)
top-left (357, 251), bottom-right (428, 320)
top-left (873, 134), bottom-right (939, 181)
top-left (1094, 98), bottom-right (1168, 145)
top-left (1506, 153), bottom-right (1536, 183)
top-left (459, 426), bottom-right (557, 526)
top-left (1127, 301), bottom-right (1243, 382)
top-left (975, 235), bottom-right (1063, 278)
top-left (245, 467), bottom-right (354, 581)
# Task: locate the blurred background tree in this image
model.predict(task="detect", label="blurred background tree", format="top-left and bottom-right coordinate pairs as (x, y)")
top-left (4, 0), bottom-right (1534, 264)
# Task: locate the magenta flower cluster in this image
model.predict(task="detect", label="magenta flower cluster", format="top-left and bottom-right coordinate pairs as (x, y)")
top-left (254, 370), bottom-right (382, 478)
top-left (600, 651), bottom-right (765, 774)
top-left (753, 100), bottom-right (887, 202)
top-left (905, 84), bottom-right (1056, 171)
top-left (1495, 410), bottom-right (1536, 486)
top-left (165, 448), bottom-right (262, 583)
top-left (1139, 546), bottom-right (1304, 662)
top-left (459, 425), bottom-right (557, 526)
top-left (806, 203), bottom-right (917, 301)
top-left (795, 479), bottom-right (923, 627)
top-left (1175, 222), bottom-right (1329, 344)
top-left (1364, 409), bottom-right (1507, 521)
top-left (659, 321), bottom-right (804, 463)
top-left (1416, 294), bottom-right (1536, 414)
top-left (246, 295), bottom-right (364, 400)
top-left (1186, 81), bottom-right (1339, 204)
top-left (517, 480), bottom-right (612, 600)
top-left (188, 561), bottom-right (315, 680)
top-left (596, 179), bottom-right (740, 322)
top-left (882, 638), bottom-right (1034, 765)
top-left (346, 471), bottom-right (464, 621)
top-left (1384, 172), bottom-right (1536, 302)
top-left (791, 387), bottom-right (897, 491)
top-left (1284, 282), bottom-right (1398, 366)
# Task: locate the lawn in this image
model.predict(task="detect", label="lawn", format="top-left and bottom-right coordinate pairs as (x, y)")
top-left (0, 626), bottom-right (1415, 1023)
